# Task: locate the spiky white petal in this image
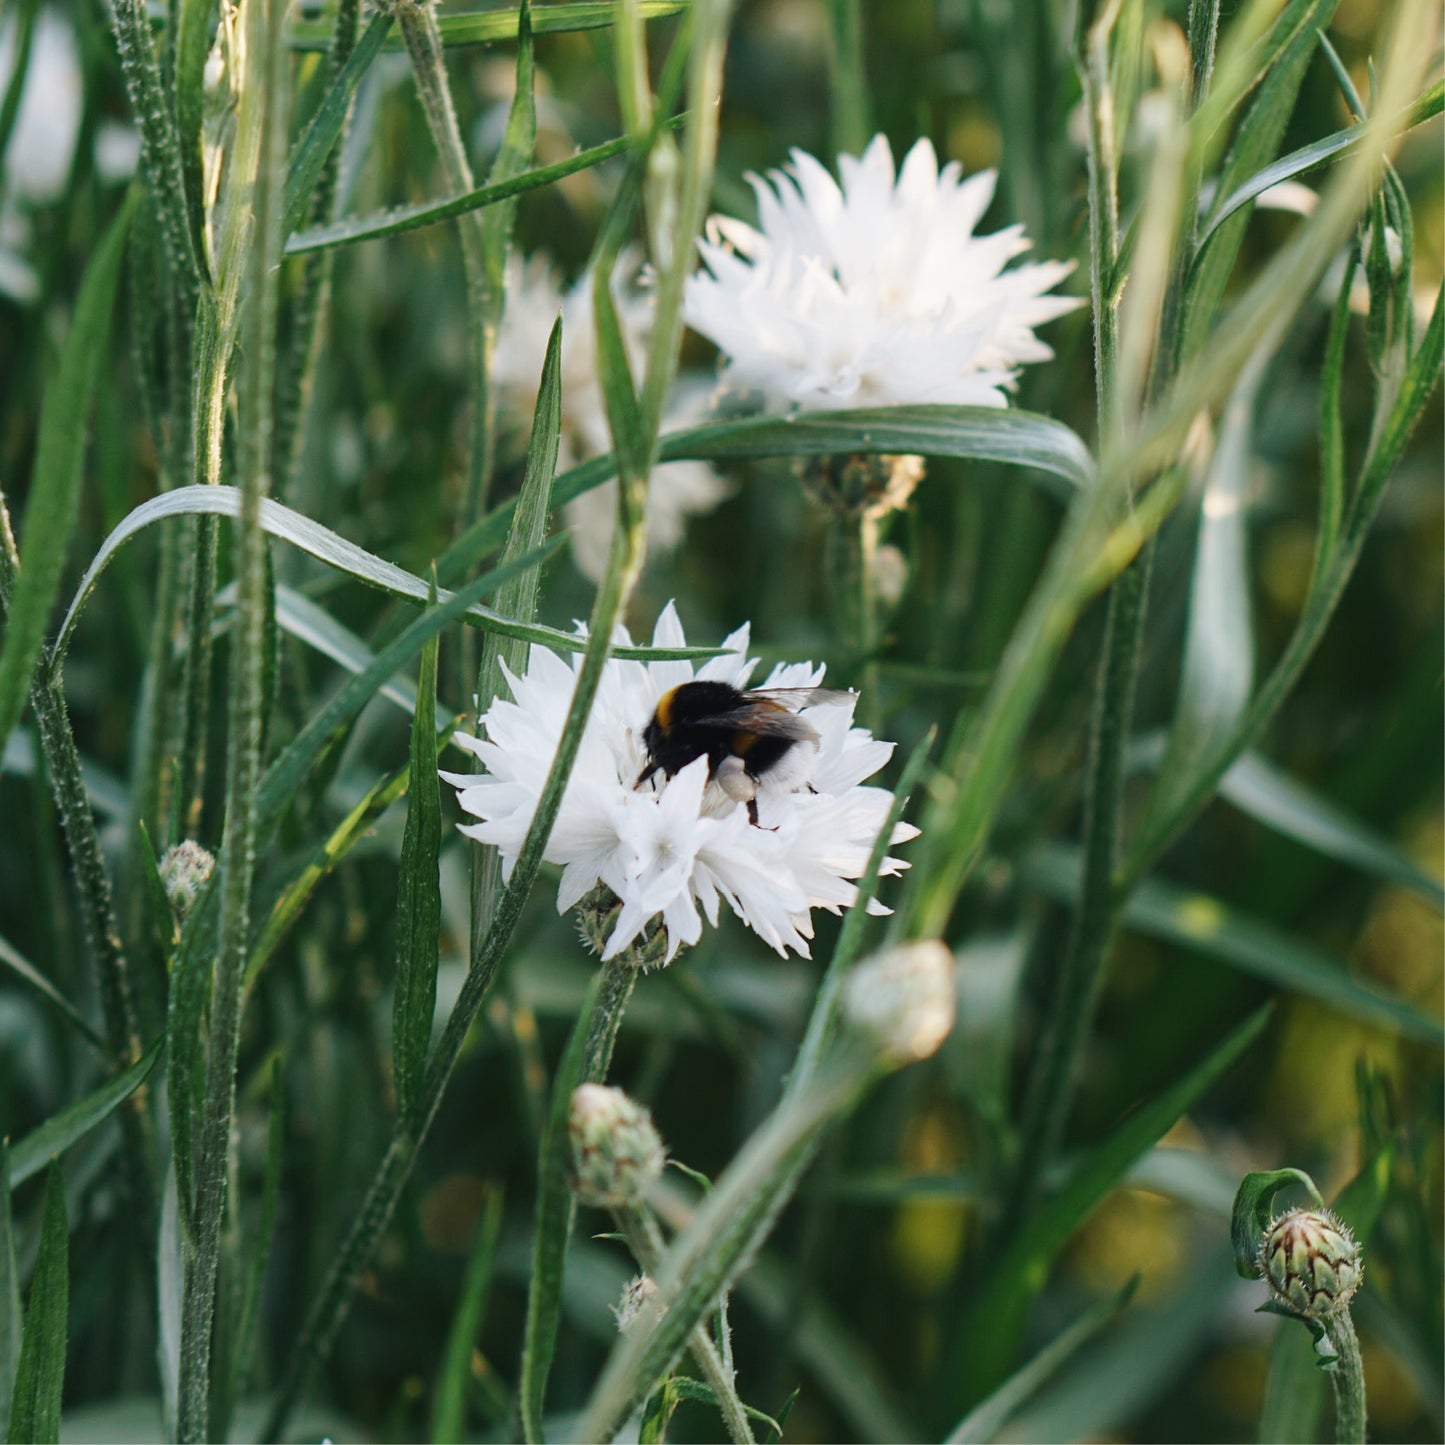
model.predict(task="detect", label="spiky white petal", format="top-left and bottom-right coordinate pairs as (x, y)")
top-left (684, 136), bottom-right (1079, 411)
top-left (443, 604), bottom-right (917, 961)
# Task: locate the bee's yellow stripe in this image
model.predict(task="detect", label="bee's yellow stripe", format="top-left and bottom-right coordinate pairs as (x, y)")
top-left (654, 686), bottom-right (677, 731)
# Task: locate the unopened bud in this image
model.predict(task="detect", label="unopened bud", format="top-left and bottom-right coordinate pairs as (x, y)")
top-left (613, 1274), bottom-right (662, 1332)
top-left (841, 940), bottom-right (955, 1064)
top-left (159, 841), bottom-right (215, 921)
top-left (1259, 1208), bottom-right (1363, 1319)
top-left (568, 1084), bottom-right (665, 1208)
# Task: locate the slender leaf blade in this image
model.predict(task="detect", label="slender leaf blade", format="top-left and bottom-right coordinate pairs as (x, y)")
top-left (0, 1142), bottom-right (19, 1441)
top-left (392, 583), bottom-right (443, 1126)
top-left (0, 195), bottom-right (133, 758)
top-left (7, 1040), bottom-right (163, 1188)
top-left (431, 1187), bottom-right (504, 1444)
top-left (7, 1165), bottom-right (68, 1445)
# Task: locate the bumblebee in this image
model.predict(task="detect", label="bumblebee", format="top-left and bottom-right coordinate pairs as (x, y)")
top-left (637, 680), bottom-right (849, 826)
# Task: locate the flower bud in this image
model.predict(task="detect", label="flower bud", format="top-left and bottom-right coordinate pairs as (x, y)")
top-left (1259, 1208), bottom-right (1363, 1319)
top-left (612, 1273), bottom-right (662, 1333)
top-left (568, 1084), bottom-right (665, 1208)
top-left (159, 841), bottom-right (215, 922)
top-left (841, 940), bottom-right (955, 1064)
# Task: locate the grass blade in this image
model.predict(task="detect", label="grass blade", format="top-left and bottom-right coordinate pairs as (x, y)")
top-left (283, 11), bottom-right (394, 236)
top-left (56, 491), bottom-right (710, 664)
top-left (946, 1007), bottom-right (1271, 1412)
top-left (946, 1280), bottom-right (1138, 1444)
top-left (519, 972), bottom-right (604, 1443)
top-left (288, 1), bottom-right (687, 51)
top-left (391, 582), bottom-right (443, 1127)
top-left (431, 1187), bottom-right (504, 1444)
top-left (0, 194), bottom-right (133, 758)
top-left (1024, 844), bottom-right (1443, 1045)
top-left (0, 1142), bottom-right (19, 1442)
top-left (0, 934), bottom-right (104, 1050)
top-left (6, 1165), bottom-right (68, 1445)
top-left (6, 1040), bottom-right (162, 1189)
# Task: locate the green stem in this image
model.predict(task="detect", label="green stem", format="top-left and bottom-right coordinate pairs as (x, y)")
top-left (175, 0), bottom-right (290, 1430)
top-left (394, 0), bottom-right (497, 525)
top-left (617, 1205), bottom-right (756, 1445)
top-left (824, 0), bottom-right (870, 156)
top-left (1324, 1312), bottom-right (1367, 1444)
top-left (584, 957), bottom-right (641, 1083)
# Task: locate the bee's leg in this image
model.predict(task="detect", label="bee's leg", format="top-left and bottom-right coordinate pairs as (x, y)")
top-left (718, 756), bottom-right (776, 830)
top-left (635, 761), bottom-right (659, 791)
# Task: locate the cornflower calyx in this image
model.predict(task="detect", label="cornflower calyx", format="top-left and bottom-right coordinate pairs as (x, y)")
top-left (1259, 1208), bottom-right (1363, 1320)
top-left (568, 1084), bottom-right (666, 1209)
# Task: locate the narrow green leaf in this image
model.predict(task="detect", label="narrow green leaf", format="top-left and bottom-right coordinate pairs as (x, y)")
top-left (157, 1161), bottom-right (182, 1440)
top-left (286, 126), bottom-right (664, 256)
top-left (283, 12), bottom-right (394, 235)
top-left (1217, 753), bottom-right (1443, 908)
top-left (592, 255), bottom-right (648, 489)
top-left (1150, 352), bottom-right (1263, 825)
top-left (440, 404), bottom-right (1096, 582)
top-left (1024, 844), bottom-right (1444, 1045)
top-left (57, 492), bottom-right (708, 664)
top-left (431, 1186), bottom-right (504, 1444)
top-left (288, 1), bottom-right (686, 51)
top-left (0, 1141), bottom-right (20, 1441)
top-left (7, 1165), bottom-right (68, 1445)
top-left (1316, 237), bottom-right (1356, 568)
top-left (136, 819), bottom-right (179, 953)
top-left (1200, 79), bottom-right (1443, 249)
top-left (0, 195), bottom-right (133, 758)
top-left (479, 0), bottom-right (536, 288)
top-left (948, 1008), bottom-right (1271, 1407)
top-left (392, 579), bottom-right (443, 1126)
top-left (0, 933), bottom-right (104, 1050)
top-left (946, 1280), bottom-right (1138, 1444)
top-left (1229, 1168), bottom-right (1325, 1279)
top-left (1257, 1318), bottom-right (1326, 1443)
top-left (519, 972), bottom-right (604, 1444)
top-left (7, 1040), bottom-right (163, 1189)
top-left (1182, 0), bottom-right (1338, 361)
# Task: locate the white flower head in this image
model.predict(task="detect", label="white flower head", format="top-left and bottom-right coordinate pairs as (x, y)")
top-left (443, 603), bottom-right (919, 963)
top-left (684, 135), bottom-right (1080, 411)
top-left (494, 253), bottom-right (730, 582)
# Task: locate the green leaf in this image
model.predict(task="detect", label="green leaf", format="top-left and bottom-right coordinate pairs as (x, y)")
top-left (7, 1165), bottom-right (68, 1445)
top-left (478, 0), bottom-right (536, 295)
top-left (156, 1162), bottom-right (182, 1440)
top-left (946, 1280), bottom-right (1138, 1444)
top-left (1216, 753), bottom-right (1443, 908)
top-left (1257, 1319), bottom-right (1326, 1443)
top-left (283, 12), bottom-right (395, 236)
top-left (288, 1), bottom-right (687, 51)
top-left (0, 1142), bottom-right (20, 1441)
top-left (1199, 79), bottom-right (1444, 249)
top-left (592, 253), bottom-right (648, 491)
top-left (1182, 0), bottom-right (1338, 362)
top-left (136, 820), bottom-right (178, 955)
top-left (287, 125), bottom-right (682, 257)
top-left (948, 1007), bottom-right (1271, 1408)
top-left (519, 972), bottom-right (604, 1443)
top-left (431, 1187), bottom-right (504, 1444)
top-left (0, 194), bottom-right (133, 759)
top-left (1023, 843), bottom-right (1444, 1045)
top-left (441, 405), bottom-right (1095, 585)
top-left (1229, 1168), bottom-right (1325, 1279)
top-left (6, 1040), bottom-right (163, 1189)
top-left (1151, 353), bottom-right (1262, 835)
top-left (0, 933), bottom-right (104, 1050)
top-left (1316, 236), bottom-right (1356, 568)
top-left (391, 580), bottom-right (444, 1126)
top-left (57, 491), bottom-right (711, 664)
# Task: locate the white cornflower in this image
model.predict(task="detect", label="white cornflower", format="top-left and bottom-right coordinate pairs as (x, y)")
top-left (493, 253), bottom-right (730, 582)
top-left (442, 603), bottom-right (918, 963)
top-left (683, 135), bottom-right (1080, 411)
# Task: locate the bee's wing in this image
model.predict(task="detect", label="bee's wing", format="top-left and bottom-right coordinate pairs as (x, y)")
top-left (742, 687), bottom-right (853, 710)
top-left (688, 701), bottom-right (824, 741)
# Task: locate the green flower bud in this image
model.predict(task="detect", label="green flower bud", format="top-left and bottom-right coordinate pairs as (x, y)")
top-left (1259, 1208), bottom-right (1363, 1319)
top-left (568, 1084), bottom-right (665, 1208)
top-left (841, 940), bottom-right (955, 1065)
top-left (159, 841), bottom-right (215, 922)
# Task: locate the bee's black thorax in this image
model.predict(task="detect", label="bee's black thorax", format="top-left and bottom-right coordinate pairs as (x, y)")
top-left (642, 681), bottom-right (790, 782)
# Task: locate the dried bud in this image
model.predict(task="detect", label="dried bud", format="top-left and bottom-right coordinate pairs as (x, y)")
top-left (841, 940), bottom-right (955, 1064)
top-left (159, 841), bottom-right (215, 922)
top-left (568, 1084), bottom-right (665, 1208)
top-left (795, 453), bottom-right (925, 520)
top-left (612, 1274), bottom-right (662, 1333)
top-left (1259, 1208), bottom-right (1363, 1319)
